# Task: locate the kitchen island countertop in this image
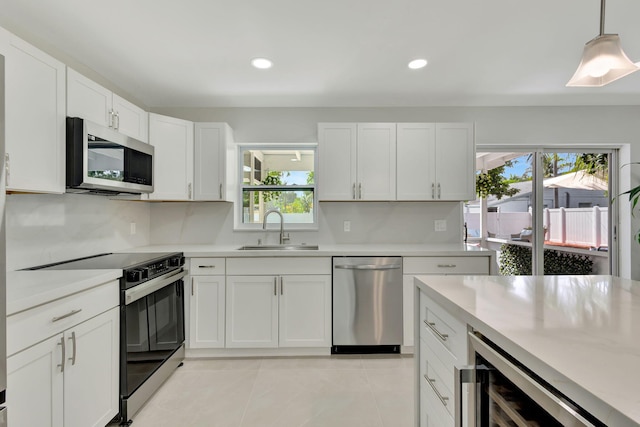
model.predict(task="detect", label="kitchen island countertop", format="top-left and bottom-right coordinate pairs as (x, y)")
top-left (415, 274), bottom-right (640, 426)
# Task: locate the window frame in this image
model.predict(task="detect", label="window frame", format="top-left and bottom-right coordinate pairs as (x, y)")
top-left (234, 143), bottom-right (318, 231)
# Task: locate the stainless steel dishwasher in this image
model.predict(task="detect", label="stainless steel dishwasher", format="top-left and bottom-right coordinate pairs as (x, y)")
top-left (332, 256), bottom-right (403, 354)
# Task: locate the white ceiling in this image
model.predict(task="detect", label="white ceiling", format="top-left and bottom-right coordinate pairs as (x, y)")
top-left (3, 0), bottom-right (640, 108)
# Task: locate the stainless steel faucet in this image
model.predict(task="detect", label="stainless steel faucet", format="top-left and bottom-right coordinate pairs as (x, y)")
top-left (263, 209), bottom-right (290, 244)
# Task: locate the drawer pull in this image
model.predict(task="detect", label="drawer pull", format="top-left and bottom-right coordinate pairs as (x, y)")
top-left (198, 265), bottom-right (216, 269)
top-left (437, 264), bottom-right (457, 268)
top-left (52, 309), bottom-right (82, 323)
top-left (424, 375), bottom-right (449, 407)
top-left (424, 320), bottom-right (448, 341)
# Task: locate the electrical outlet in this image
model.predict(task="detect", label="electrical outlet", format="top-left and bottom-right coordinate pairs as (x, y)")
top-left (435, 220), bottom-right (447, 232)
top-left (130, 222), bottom-right (137, 235)
top-left (343, 220), bottom-right (351, 232)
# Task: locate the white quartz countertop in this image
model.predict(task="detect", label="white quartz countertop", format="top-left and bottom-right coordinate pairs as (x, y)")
top-left (122, 243), bottom-right (493, 257)
top-left (415, 274), bottom-right (640, 426)
top-left (7, 269), bottom-right (122, 316)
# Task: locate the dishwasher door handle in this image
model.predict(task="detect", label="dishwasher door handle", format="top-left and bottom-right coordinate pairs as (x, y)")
top-left (334, 264), bottom-right (401, 271)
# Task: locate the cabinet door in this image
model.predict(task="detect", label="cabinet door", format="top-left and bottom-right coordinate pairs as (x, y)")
top-left (7, 334), bottom-right (64, 427)
top-left (112, 94), bottom-right (148, 142)
top-left (66, 67), bottom-right (112, 128)
top-left (189, 275), bottom-right (226, 348)
top-left (63, 307), bottom-right (119, 427)
top-left (148, 113), bottom-right (194, 200)
top-left (194, 123), bottom-right (226, 201)
top-left (397, 123), bottom-right (436, 200)
top-left (279, 275), bottom-right (331, 348)
top-left (318, 123), bottom-right (357, 200)
top-left (356, 123), bottom-right (396, 200)
top-left (6, 36), bottom-right (65, 193)
top-left (435, 123), bottom-right (475, 201)
top-left (225, 276), bottom-right (278, 348)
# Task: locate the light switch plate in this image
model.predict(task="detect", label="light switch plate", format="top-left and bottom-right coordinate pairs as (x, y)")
top-left (435, 220), bottom-right (447, 232)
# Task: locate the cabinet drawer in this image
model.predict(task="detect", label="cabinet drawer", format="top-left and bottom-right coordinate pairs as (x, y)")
top-left (419, 291), bottom-right (466, 361)
top-left (420, 338), bottom-right (455, 420)
top-left (226, 257), bottom-right (331, 275)
top-left (420, 386), bottom-right (453, 427)
top-left (189, 258), bottom-right (225, 275)
top-left (404, 256), bottom-right (489, 275)
top-left (7, 281), bottom-right (119, 356)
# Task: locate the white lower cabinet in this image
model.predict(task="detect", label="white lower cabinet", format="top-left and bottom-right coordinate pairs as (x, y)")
top-left (7, 306), bottom-right (119, 427)
top-left (7, 281), bottom-right (119, 427)
top-left (416, 288), bottom-right (469, 427)
top-left (225, 257), bottom-right (332, 349)
top-left (403, 256), bottom-right (490, 347)
top-left (188, 258), bottom-right (226, 349)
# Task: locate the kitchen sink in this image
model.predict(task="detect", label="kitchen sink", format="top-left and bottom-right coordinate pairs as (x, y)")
top-left (236, 244), bottom-right (319, 251)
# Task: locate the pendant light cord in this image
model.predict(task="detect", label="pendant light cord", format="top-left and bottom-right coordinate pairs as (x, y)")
top-left (600, 0), bottom-right (606, 36)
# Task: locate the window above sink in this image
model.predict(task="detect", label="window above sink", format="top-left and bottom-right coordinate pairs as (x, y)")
top-left (236, 144), bottom-right (318, 230)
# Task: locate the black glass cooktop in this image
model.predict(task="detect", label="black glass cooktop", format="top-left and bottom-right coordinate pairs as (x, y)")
top-left (27, 252), bottom-right (181, 271)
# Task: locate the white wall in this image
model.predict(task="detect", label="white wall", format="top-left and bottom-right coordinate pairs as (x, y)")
top-left (151, 106), bottom-right (640, 279)
top-left (6, 193), bottom-right (150, 271)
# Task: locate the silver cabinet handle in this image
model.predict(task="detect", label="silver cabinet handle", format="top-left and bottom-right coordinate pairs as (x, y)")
top-left (115, 112), bottom-right (120, 130)
top-left (5, 153), bottom-right (9, 187)
top-left (219, 183), bottom-right (223, 199)
top-left (424, 375), bottom-right (449, 407)
top-left (198, 265), bottom-right (216, 269)
top-left (431, 182), bottom-right (435, 199)
top-left (437, 264), bottom-right (457, 268)
top-left (57, 336), bottom-right (65, 373)
top-left (358, 183), bottom-right (362, 199)
top-left (108, 110), bottom-right (115, 128)
top-left (438, 182), bottom-right (441, 199)
top-left (188, 183), bottom-right (192, 199)
top-left (424, 319), bottom-right (448, 341)
top-left (68, 331), bottom-right (77, 366)
top-left (280, 276), bottom-right (283, 295)
top-left (352, 183), bottom-right (356, 199)
top-left (191, 277), bottom-right (195, 296)
top-left (274, 277), bottom-right (277, 296)
top-left (52, 309), bottom-right (82, 323)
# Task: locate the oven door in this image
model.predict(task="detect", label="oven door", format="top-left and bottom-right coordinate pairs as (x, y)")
top-left (456, 333), bottom-right (604, 427)
top-left (123, 269), bottom-right (186, 397)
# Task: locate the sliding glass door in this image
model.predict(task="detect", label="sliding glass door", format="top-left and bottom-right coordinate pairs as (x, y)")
top-left (470, 149), bottom-right (616, 276)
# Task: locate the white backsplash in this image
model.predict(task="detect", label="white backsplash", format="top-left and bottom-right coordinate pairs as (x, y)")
top-left (149, 201), bottom-right (463, 246)
top-left (6, 193), bottom-right (150, 271)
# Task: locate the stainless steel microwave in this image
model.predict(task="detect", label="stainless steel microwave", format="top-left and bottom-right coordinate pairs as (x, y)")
top-left (66, 117), bottom-right (153, 194)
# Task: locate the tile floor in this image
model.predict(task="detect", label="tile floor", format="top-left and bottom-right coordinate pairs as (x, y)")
top-left (128, 355), bottom-right (415, 427)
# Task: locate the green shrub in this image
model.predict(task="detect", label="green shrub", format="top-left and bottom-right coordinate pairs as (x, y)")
top-left (499, 243), bottom-right (593, 275)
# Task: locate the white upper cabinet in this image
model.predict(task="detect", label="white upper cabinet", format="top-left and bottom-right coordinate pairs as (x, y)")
top-left (318, 123), bottom-right (396, 200)
top-left (396, 123), bottom-right (437, 200)
top-left (396, 122), bottom-right (475, 201)
top-left (194, 122), bottom-right (236, 201)
top-left (67, 68), bottom-right (148, 142)
top-left (4, 32), bottom-right (66, 193)
top-left (357, 123), bottom-right (396, 200)
top-left (147, 113), bottom-right (194, 200)
top-left (434, 123), bottom-right (475, 200)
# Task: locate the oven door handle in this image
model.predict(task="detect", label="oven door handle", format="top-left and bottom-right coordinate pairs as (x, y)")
top-left (125, 269), bottom-right (187, 305)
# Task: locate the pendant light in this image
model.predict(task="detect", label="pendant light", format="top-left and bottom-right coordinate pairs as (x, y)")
top-left (566, 0), bottom-right (639, 87)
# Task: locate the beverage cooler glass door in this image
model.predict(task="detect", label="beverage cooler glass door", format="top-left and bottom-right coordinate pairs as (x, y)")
top-left (455, 333), bottom-right (605, 427)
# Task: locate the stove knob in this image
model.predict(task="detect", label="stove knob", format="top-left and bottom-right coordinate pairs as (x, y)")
top-left (126, 269), bottom-right (142, 283)
top-left (169, 256), bottom-right (183, 267)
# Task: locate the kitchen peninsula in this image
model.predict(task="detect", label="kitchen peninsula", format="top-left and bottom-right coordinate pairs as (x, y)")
top-left (415, 274), bottom-right (640, 426)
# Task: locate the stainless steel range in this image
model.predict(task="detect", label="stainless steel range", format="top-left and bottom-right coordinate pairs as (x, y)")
top-left (30, 252), bottom-right (186, 425)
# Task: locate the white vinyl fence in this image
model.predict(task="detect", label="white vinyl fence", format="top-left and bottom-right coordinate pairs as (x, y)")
top-left (465, 206), bottom-right (608, 248)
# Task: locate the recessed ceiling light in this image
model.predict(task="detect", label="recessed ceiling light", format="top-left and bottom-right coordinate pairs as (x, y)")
top-left (408, 59), bottom-right (427, 69)
top-left (251, 58), bottom-right (273, 69)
